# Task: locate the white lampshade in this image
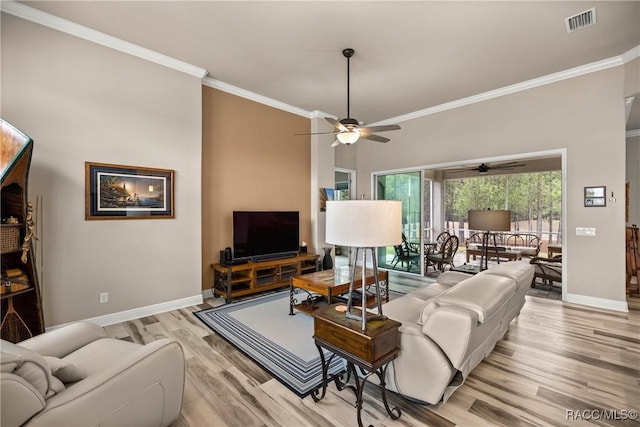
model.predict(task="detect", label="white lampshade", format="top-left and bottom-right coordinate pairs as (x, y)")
top-left (336, 129), bottom-right (361, 145)
top-left (468, 209), bottom-right (511, 232)
top-left (325, 200), bottom-right (402, 247)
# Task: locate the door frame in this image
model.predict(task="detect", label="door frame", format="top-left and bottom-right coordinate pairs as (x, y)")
top-left (335, 167), bottom-right (356, 200)
top-left (370, 149), bottom-right (567, 300)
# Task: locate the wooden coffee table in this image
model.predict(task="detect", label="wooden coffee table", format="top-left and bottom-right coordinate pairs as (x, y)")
top-left (289, 267), bottom-right (389, 315)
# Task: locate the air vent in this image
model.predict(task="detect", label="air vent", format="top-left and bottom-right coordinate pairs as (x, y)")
top-left (565, 8), bottom-right (596, 33)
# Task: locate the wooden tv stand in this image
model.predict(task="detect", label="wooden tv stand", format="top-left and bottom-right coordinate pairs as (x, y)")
top-left (211, 253), bottom-right (319, 303)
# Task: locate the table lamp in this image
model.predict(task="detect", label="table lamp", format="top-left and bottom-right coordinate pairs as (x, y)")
top-left (468, 209), bottom-right (511, 270)
top-left (325, 200), bottom-right (402, 330)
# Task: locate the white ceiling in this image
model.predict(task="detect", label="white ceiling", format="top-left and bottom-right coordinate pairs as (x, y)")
top-left (16, 1), bottom-right (640, 129)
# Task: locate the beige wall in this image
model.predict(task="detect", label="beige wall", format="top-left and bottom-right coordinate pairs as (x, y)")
top-left (348, 66), bottom-right (630, 310)
top-left (201, 87), bottom-right (312, 290)
top-left (1, 15), bottom-right (203, 326)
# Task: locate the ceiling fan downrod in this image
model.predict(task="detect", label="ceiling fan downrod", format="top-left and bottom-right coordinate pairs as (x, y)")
top-left (343, 48), bottom-right (354, 120)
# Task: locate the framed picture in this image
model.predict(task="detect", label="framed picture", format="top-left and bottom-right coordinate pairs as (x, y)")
top-left (584, 186), bottom-right (606, 207)
top-left (85, 162), bottom-right (174, 220)
top-left (319, 188), bottom-right (334, 212)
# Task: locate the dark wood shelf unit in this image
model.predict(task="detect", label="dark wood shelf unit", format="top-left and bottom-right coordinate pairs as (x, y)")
top-left (1, 119), bottom-right (44, 342)
top-left (211, 253), bottom-right (318, 303)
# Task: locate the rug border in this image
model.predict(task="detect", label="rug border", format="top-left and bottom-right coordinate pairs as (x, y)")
top-left (194, 290), bottom-right (345, 398)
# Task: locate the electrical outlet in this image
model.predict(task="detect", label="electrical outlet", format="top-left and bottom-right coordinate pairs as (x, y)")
top-left (99, 292), bottom-right (109, 304)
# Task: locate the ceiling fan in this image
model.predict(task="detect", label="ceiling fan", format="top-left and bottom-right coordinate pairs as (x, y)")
top-left (297, 48), bottom-right (401, 147)
top-left (449, 161), bottom-right (526, 174)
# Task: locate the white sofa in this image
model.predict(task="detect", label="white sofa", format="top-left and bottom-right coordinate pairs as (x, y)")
top-left (381, 261), bottom-right (534, 404)
top-left (1, 321), bottom-right (185, 427)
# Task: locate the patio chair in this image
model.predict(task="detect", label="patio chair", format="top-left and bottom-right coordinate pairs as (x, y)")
top-left (392, 241), bottom-right (420, 271)
top-left (426, 234), bottom-right (459, 272)
top-left (402, 233), bottom-right (420, 254)
top-left (424, 231), bottom-right (450, 273)
top-left (530, 255), bottom-right (562, 287)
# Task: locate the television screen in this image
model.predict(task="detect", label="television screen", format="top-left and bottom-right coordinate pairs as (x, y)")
top-left (233, 211), bottom-right (300, 261)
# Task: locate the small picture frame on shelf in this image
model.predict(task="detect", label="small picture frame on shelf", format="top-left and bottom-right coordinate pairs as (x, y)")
top-left (584, 186), bottom-right (606, 207)
top-left (319, 188), bottom-right (334, 212)
top-left (85, 162), bottom-right (174, 220)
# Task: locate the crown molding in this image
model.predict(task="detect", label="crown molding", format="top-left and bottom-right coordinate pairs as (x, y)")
top-left (310, 110), bottom-right (337, 120)
top-left (1, 1), bottom-right (207, 78)
top-left (372, 50), bottom-right (637, 126)
top-left (202, 77), bottom-right (311, 118)
top-left (621, 45), bottom-right (640, 64)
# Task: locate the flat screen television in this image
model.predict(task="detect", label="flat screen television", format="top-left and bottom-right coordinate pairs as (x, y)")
top-left (233, 211), bottom-right (300, 261)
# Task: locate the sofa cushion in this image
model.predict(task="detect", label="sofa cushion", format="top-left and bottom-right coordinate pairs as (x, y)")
top-left (436, 271), bottom-right (478, 287)
top-left (483, 260), bottom-right (534, 290)
top-left (44, 356), bottom-right (86, 384)
top-left (0, 340), bottom-right (58, 398)
top-left (435, 275), bottom-right (517, 323)
top-left (383, 295), bottom-right (430, 325)
top-left (407, 283), bottom-right (453, 301)
top-left (419, 300), bottom-right (440, 325)
top-left (515, 247), bottom-right (537, 256)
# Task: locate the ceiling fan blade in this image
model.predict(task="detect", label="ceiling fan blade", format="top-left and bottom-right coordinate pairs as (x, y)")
top-left (359, 133), bottom-right (390, 143)
top-left (330, 139), bottom-right (341, 148)
top-left (324, 117), bottom-right (346, 132)
top-left (360, 124), bottom-right (401, 133)
top-left (449, 170), bottom-right (471, 173)
top-left (294, 131), bottom-right (338, 136)
top-left (492, 162), bottom-right (526, 169)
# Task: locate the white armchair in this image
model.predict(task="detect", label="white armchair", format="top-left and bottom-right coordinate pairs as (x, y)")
top-left (1, 321), bottom-right (184, 427)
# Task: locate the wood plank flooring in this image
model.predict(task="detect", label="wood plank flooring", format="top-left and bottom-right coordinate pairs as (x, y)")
top-left (104, 278), bottom-right (639, 427)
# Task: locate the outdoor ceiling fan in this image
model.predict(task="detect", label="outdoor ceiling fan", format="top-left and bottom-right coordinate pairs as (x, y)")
top-left (297, 48), bottom-right (401, 147)
top-left (449, 161), bottom-right (526, 174)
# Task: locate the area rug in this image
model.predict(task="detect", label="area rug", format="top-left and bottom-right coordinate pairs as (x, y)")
top-left (194, 291), bottom-right (346, 398)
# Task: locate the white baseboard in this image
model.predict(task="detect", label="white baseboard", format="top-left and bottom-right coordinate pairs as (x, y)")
top-left (564, 293), bottom-right (629, 313)
top-left (47, 294), bottom-right (204, 331)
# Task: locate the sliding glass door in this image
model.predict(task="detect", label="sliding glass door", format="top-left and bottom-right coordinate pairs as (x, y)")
top-left (375, 171), bottom-right (423, 274)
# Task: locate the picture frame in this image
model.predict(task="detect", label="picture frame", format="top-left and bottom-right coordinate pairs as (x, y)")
top-left (319, 188), bottom-right (334, 212)
top-left (584, 186), bottom-right (606, 207)
top-left (85, 162), bottom-right (174, 220)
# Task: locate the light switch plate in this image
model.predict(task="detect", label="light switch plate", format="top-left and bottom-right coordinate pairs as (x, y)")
top-left (576, 227), bottom-right (596, 236)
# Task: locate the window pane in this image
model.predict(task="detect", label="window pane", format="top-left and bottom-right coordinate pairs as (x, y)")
top-left (444, 170), bottom-right (562, 254)
top-left (376, 171), bottom-right (422, 274)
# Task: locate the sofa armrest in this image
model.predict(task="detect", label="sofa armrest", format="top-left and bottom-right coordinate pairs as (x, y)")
top-left (1, 373), bottom-right (46, 427)
top-left (422, 305), bottom-right (478, 368)
top-left (19, 322), bottom-right (107, 358)
top-left (26, 339), bottom-right (184, 427)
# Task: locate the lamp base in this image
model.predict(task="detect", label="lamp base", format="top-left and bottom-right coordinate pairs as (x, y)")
top-left (345, 308), bottom-right (387, 323)
top-left (345, 247), bottom-right (386, 330)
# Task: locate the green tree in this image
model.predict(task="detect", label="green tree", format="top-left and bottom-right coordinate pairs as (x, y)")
top-left (444, 170), bottom-right (562, 242)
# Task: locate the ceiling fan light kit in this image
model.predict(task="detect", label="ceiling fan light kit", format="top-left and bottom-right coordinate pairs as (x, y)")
top-left (336, 128), bottom-right (361, 145)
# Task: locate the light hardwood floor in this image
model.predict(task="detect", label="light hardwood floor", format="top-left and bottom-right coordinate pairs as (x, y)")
top-left (104, 284), bottom-right (639, 427)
